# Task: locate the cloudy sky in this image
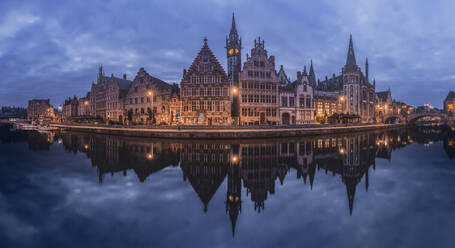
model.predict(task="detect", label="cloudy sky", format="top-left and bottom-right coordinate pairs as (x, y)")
top-left (0, 0), bottom-right (454, 108)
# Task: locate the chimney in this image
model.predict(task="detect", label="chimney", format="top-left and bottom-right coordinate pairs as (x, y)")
top-left (123, 74), bottom-right (127, 80)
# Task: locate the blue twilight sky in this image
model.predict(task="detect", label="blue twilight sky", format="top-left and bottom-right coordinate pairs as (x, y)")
top-left (0, 0), bottom-right (454, 108)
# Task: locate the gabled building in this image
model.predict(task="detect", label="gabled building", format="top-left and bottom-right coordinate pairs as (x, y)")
top-left (77, 93), bottom-right (90, 117)
top-left (27, 99), bottom-right (53, 121)
top-left (239, 37), bottom-right (280, 125)
top-left (180, 38), bottom-right (231, 125)
top-left (62, 96), bottom-right (79, 120)
top-left (279, 67), bottom-right (315, 124)
top-left (125, 68), bottom-right (179, 125)
top-left (106, 73), bottom-right (132, 122)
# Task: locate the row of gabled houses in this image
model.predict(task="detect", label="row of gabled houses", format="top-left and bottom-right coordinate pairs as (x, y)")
top-left (60, 14), bottom-right (407, 125)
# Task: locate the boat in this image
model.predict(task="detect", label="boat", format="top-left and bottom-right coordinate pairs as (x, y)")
top-left (13, 123), bottom-right (37, 130)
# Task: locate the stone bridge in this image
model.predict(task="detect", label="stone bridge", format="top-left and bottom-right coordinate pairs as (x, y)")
top-left (382, 112), bottom-right (450, 124)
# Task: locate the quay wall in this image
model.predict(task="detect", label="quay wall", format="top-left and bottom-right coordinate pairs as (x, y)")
top-left (49, 123), bottom-right (407, 139)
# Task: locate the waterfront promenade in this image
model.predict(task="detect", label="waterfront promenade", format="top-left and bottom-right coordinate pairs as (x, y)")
top-left (49, 122), bottom-right (406, 139)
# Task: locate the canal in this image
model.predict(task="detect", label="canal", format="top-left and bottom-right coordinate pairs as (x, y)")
top-left (0, 125), bottom-right (454, 247)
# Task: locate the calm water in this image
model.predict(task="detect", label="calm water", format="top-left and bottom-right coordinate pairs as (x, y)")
top-left (0, 124), bottom-right (454, 248)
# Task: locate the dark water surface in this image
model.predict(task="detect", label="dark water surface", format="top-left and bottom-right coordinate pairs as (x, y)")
top-left (1, 125), bottom-right (454, 248)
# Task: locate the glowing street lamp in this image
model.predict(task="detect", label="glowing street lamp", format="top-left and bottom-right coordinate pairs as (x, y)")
top-left (84, 101), bottom-right (89, 106)
top-left (147, 90), bottom-right (153, 96)
top-left (232, 87), bottom-right (238, 95)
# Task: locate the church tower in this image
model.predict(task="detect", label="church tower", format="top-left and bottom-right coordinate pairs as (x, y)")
top-left (226, 13), bottom-right (242, 124)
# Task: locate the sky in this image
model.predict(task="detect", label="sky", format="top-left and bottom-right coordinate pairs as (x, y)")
top-left (0, 0), bottom-right (454, 108)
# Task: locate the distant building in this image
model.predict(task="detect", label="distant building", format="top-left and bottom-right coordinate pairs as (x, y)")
top-left (62, 96), bottom-right (79, 120)
top-left (106, 73), bottom-right (132, 122)
top-left (180, 38), bottom-right (231, 125)
top-left (316, 35), bottom-right (375, 123)
top-left (279, 67), bottom-right (315, 124)
top-left (125, 68), bottom-right (179, 125)
top-left (90, 66), bottom-right (108, 119)
top-left (375, 89), bottom-right (392, 122)
top-left (239, 37), bottom-right (279, 125)
top-left (444, 91), bottom-right (455, 114)
top-left (27, 99), bottom-right (53, 121)
top-left (77, 93), bottom-right (91, 117)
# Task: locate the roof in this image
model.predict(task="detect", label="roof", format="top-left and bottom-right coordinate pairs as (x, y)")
top-left (344, 34), bottom-right (358, 72)
top-left (376, 90), bottom-right (390, 102)
top-left (445, 91), bottom-right (455, 102)
top-left (314, 90), bottom-right (339, 100)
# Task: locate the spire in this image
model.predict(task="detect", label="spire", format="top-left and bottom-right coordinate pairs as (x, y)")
top-left (303, 65), bottom-right (307, 76)
top-left (309, 60), bottom-right (316, 87)
top-left (229, 12), bottom-right (238, 38)
top-left (365, 57), bottom-right (369, 82)
top-left (203, 37), bottom-right (208, 47)
top-left (344, 34), bottom-right (358, 71)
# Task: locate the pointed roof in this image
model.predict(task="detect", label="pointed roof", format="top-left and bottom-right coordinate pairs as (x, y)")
top-left (445, 91), bottom-right (455, 102)
top-left (308, 60), bottom-right (317, 87)
top-left (344, 34), bottom-right (358, 71)
top-left (230, 13), bottom-right (238, 36)
top-left (185, 38), bottom-right (228, 80)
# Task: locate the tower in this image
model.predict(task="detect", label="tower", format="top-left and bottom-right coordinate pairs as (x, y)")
top-left (226, 13), bottom-right (242, 123)
top-left (308, 60), bottom-right (316, 88)
top-left (365, 57), bottom-right (369, 83)
top-left (226, 144), bottom-right (241, 237)
top-left (342, 34), bottom-right (361, 115)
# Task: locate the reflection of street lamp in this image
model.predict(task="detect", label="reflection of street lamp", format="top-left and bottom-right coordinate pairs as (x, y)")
top-left (146, 153), bottom-right (153, 160)
top-left (232, 155), bottom-right (238, 163)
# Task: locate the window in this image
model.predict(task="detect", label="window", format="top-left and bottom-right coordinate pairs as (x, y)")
top-left (215, 101), bottom-right (220, 111)
top-left (289, 97), bottom-right (295, 107)
top-left (135, 98), bottom-right (138, 104)
top-left (141, 97), bottom-right (144, 103)
top-left (183, 88), bottom-right (188, 97)
top-left (147, 97), bottom-right (150, 103)
top-left (207, 88), bottom-right (212, 96)
top-left (215, 88), bottom-right (220, 96)
top-left (141, 108), bottom-right (144, 114)
top-left (282, 96), bottom-right (288, 107)
top-left (200, 100), bottom-right (205, 110)
top-left (208, 101), bottom-right (212, 111)
top-left (223, 88), bottom-right (228, 97)
top-left (192, 77), bottom-right (196, 83)
top-left (272, 96), bottom-right (277, 104)
top-left (242, 108), bottom-right (247, 116)
top-left (272, 108), bottom-right (276, 116)
top-left (192, 101), bottom-right (196, 111)
top-left (304, 85), bottom-right (307, 92)
top-left (307, 98), bottom-right (312, 109)
top-left (192, 88), bottom-right (197, 96)
top-left (200, 88), bottom-right (205, 96)
top-left (300, 95), bottom-right (305, 107)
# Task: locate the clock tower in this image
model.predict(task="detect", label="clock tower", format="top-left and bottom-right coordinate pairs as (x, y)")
top-left (226, 13), bottom-right (242, 124)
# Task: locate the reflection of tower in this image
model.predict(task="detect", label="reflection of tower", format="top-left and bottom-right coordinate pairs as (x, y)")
top-left (226, 144), bottom-right (241, 237)
top-left (226, 13), bottom-right (242, 124)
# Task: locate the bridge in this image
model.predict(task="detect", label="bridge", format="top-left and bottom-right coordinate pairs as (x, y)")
top-left (382, 112), bottom-right (452, 125)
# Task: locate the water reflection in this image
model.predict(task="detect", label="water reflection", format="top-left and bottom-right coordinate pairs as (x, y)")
top-left (1, 124), bottom-right (454, 240)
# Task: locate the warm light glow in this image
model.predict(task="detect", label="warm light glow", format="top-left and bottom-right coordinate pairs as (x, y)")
top-left (84, 101), bottom-right (89, 106)
top-left (232, 155), bottom-right (238, 162)
top-left (338, 148), bottom-right (345, 155)
top-left (84, 144), bottom-right (89, 149)
top-left (232, 87), bottom-right (238, 94)
top-left (235, 196), bottom-right (239, 202)
top-left (147, 91), bottom-right (153, 96)
top-left (228, 48), bottom-right (234, 55)
top-left (339, 96), bottom-right (345, 101)
top-left (228, 195), bottom-right (234, 202)
top-left (235, 48), bottom-right (239, 54)
top-left (146, 153), bottom-right (153, 160)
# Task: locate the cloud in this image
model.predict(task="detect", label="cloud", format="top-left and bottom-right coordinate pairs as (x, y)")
top-left (0, 0), bottom-right (454, 107)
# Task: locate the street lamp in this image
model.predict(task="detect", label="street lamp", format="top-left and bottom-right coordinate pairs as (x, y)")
top-left (232, 87), bottom-right (238, 95)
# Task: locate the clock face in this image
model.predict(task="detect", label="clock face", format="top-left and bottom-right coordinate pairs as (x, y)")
top-left (228, 48), bottom-right (234, 55)
top-left (235, 48), bottom-right (239, 54)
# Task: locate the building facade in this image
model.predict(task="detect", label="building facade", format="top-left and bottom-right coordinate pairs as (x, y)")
top-left (239, 38), bottom-right (280, 125)
top-left (180, 38), bottom-right (231, 126)
top-left (62, 96), bottom-right (79, 120)
top-left (444, 91), bottom-right (455, 114)
top-left (279, 69), bottom-right (315, 125)
top-left (125, 68), bottom-right (179, 125)
top-left (316, 35), bottom-right (375, 123)
top-left (77, 93), bottom-right (90, 117)
top-left (27, 99), bottom-right (53, 121)
top-left (106, 74), bottom-right (132, 123)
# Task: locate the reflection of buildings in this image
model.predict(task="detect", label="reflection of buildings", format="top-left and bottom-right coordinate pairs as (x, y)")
top-left (23, 128), bottom-right (454, 236)
top-left (180, 143), bottom-right (229, 212)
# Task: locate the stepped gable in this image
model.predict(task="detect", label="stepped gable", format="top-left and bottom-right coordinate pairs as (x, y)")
top-left (183, 38), bottom-right (229, 83)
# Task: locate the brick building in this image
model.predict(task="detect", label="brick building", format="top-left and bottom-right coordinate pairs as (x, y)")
top-left (444, 91), bottom-right (455, 114)
top-left (125, 67), bottom-right (179, 125)
top-left (180, 38), bottom-right (231, 125)
top-left (27, 99), bottom-right (53, 121)
top-left (106, 73), bottom-right (132, 122)
top-left (62, 96), bottom-right (79, 120)
top-left (239, 37), bottom-right (280, 125)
